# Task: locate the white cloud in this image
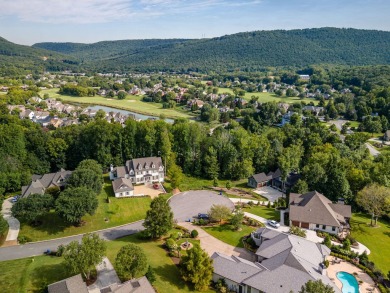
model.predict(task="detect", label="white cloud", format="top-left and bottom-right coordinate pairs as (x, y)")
top-left (0, 0), bottom-right (262, 24)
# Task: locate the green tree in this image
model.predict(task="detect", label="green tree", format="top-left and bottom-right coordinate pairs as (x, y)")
top-left (117, 91), bottom-right (127, 100)
top-left (208, 204), bottom-right (232, 223)
top-left (145, 265), bottom-right (156, 284)
top-left (55, 187), bottom-right (98, 225)
top-left (180, 245), bottom-right (213, 291)
top-left (291, 179), bottom-right (309, 194)
top-left (356, 183), bottom-right (390, 226)
top-left (230, 210), bottom-right (244, 230)
top-left (323, 235), bottom-right (331, 248)
top-left (0, 215), bottom-right (8, 236)
top-left (143, 196), bottom-right (174, 238)
top-left (63, 233), bottom-right (106, 280)
top-left (67, 169), bottom-right (102, 194)
top-left (299, 280), bottom-right (335, 293)
top-left (115, 244), bottom-right (148, 280)
top-left (11, 193), bottom-right (53, 225)
top-left (168, 163), bottom-right (183, 189)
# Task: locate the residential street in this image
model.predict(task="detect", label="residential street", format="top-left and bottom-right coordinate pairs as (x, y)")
top-left (365, 142), bottom-right (381, 157)
top-left (0, 221), bottom-right (144, 262)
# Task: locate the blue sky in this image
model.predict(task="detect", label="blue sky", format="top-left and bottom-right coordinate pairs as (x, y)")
top-left (1, 0), bottom-right (389, 45)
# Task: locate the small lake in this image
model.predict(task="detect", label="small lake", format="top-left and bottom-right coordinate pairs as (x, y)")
top-left (86, 105), bottom-right (174, 124)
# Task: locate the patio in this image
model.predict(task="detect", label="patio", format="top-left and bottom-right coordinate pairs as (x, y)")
top-left (326, 256), bottom-right (379, 293)
top-left (133, 182), bottom-right (166, 198)
top-left (253, 186), bottom-right (284, 202)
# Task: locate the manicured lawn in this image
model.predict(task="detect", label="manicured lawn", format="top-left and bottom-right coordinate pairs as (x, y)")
top-left (350, 213), bottom-right (390, 272)
top-left (243, 205), bottom-right (280, 221)
top-left (0, 256), bottom-right (72, 293)
top-left (41, 88), bottom-right (191, 119)
top-left (217, 87), bottom-right (318, 104)
top-left (203, 224), bottom-right (255, 248)
top-left (18, 176), bottom-right (152, 241)
top-left (0, 230), bottom-right (211, 293)
top-left (176, 175), bottom-right (247, 192)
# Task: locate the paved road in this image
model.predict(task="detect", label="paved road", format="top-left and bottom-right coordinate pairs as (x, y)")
top-left (169, 190), bottom-right (235, 222)
top-left (0, 221), bottom-right (144, 262)
top-left (365, 142), bottom-right (380, 157)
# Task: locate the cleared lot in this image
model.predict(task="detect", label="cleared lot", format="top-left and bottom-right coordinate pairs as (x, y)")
top-left (168, 190), bottom-right (234, 222)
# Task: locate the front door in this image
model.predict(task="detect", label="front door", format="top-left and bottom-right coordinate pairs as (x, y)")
top-left (239, 285), bottom-right (243, 293)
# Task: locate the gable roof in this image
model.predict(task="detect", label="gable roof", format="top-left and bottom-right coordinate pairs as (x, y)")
top-left (289, 191), bottom-right (351, 227)
top-left (48, 274), bottom-right (88, 293)
top-left (112, 178), bottom-right (134, 193)
top-left (112, 276), bottom-right (155, 293)
top-left (126, 157), bottom-right (163, 172)
top-left (250, 172), bottom-right (273, 183)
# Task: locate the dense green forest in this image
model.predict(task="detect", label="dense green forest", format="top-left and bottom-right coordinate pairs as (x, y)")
top-left (31, 28), bottom-right (390, 72)
top-left (33, 39), bottom-right (189, 62)
top-left (0, 37), bottom-right (78, 76)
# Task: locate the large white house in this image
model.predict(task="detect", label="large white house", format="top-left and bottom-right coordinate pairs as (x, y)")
top-left (110, 156), bottom-right (165, 184)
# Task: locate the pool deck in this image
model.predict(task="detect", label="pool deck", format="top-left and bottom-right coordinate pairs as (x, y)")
top-left (326, 256), bottom-right (379, 293)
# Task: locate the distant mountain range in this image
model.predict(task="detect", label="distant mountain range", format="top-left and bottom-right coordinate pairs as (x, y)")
top-left (2, 28), bottom-right (390, 74)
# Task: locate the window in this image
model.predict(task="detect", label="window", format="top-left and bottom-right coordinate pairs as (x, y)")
top-left (126, 192), bottom-right (129, 195)
top-left (152, 164), bottom-right (155, 168)
top-left (332, 226), bottom-right (336, 231)
top-left (322, 225), bottom-right (326, 230)
top-left (316, 224), bottom-right (320, 228)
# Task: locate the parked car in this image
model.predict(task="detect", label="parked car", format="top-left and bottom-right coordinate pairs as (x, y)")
top-left (198, 213), bottom-right (209, 220)
top-left (153, 183), bottom-right (159, 189)
top-left (267, 220), bottom-right (280, 228)
top-left (11, 196), bottom-right (19, 203)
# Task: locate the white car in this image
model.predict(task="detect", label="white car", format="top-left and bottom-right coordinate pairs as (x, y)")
top-left (267, 220), bottom-right (280, 228)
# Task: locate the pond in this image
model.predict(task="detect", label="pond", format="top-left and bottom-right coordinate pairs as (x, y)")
top-left (86, 105), bottom-right (174, 123)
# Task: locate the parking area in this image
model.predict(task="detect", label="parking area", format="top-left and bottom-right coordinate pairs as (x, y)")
top-left (168, 190), bottom-right (235, 222)
top-left (253, 186), bottom-right (284, 202)
top-left (133, 183), bottom-right (165, 198)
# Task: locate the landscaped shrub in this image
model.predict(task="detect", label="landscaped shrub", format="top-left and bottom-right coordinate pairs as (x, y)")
top-left (323, 235), bottom-right (332, 248)
top-left (165, 238), bottom-right (178, 252)
top-left (323, 260), bottom-right (329, 268)
top-left (289, 226), bottom-right (306, 238)
top-left (56, 244), bottom-right (65, 257)
top-left (17, 235), bottom-right (32, 244)
top-left (267, 201), bottom-right (271, 208)
top-left (191, 230), bottom-right (199, 238)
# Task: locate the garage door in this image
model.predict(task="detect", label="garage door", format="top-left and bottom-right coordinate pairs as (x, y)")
top-left (291, 221), bottom-right (300, 227)
top-left (301, 222), bottom-right (309, 229)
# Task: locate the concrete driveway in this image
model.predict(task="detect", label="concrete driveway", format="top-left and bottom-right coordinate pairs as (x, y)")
top-left (1, 198), bottom-right (20, 245)
top-left (253, 186), bottom-right (283, 202)
top-left (168, 190), bottom-right (235, 222)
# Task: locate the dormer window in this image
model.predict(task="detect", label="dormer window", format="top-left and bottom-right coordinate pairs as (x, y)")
top-left (130, 169), bottom-right (134, 175)
top-left (152, 164), bottom-right (155, 168)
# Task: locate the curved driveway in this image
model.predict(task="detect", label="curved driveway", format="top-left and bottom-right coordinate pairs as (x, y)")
top-left (0, 221), bottom-right (144, 262)
top-left (169, 190), bottom-right (235, 222)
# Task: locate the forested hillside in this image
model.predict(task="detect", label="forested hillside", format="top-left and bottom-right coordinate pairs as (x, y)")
top-left (0, 37), bottom-right (78, 76)
top-left (33, 39), bottom-right (190, 62)
top-left (34, 28), bottom-right (390, 72)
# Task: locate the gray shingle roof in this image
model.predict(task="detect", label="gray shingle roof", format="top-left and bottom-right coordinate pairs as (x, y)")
top-left (112, 276), bottom-right (155, 293)
top-left (48, 274), bottom-right (88, 293)
top-left (289, 191), bottom-right (350, 227)
top-left (112, 178), bottom-right (134, 193)
top-left (126, 157), bottom-right (163, 173)
top-left (251, 173), bottom-right (273, 183)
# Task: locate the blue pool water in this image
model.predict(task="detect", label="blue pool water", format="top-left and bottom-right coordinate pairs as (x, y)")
top-left (336, 271), bottom-right (359, 293)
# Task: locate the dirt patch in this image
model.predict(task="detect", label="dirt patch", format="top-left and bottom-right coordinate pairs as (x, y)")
top-left (211, 187), bottom-right (255, 198)
top-left (106, 99), bottom-right (113, 100)
top-left (172, 188), bottom-right (181, 195)
top-left (127, 100), bottom-right (136, 102)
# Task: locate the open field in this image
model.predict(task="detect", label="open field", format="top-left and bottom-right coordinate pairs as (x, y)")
top-left (203, 224), bottom-right (255, 248)
top-left (350, 213), bottom-right (390, 272)
top-left (217, 87), bottom-right (318, 104)
top-left (41, 89), bottom-right (191, 119)
top-left (17, 176), bottom-right (152, 241)
top-left (0, 229), bottom-right (211, 293)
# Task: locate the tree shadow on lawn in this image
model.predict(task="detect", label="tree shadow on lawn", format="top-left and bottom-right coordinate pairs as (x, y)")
top-left (29, 259), bottom-right (71, 293)
top-left (153, 263), bottom-right (190, 291)
top-left (22, 212), bottom-right (73, 236)
top-left (103, 183), bottom-right (115, 198)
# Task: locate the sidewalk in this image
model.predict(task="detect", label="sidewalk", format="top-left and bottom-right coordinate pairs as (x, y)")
top-left (1, 198), bottom-right (20, 245)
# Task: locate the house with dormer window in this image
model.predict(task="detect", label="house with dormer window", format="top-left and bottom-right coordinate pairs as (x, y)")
top-left (110, 157), bottom-right (165, 184)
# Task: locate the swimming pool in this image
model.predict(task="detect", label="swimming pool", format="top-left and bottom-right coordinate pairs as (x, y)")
top-left (336, 271), bottom-right (359, 293)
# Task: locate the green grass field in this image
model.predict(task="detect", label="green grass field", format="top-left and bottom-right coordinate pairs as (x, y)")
top-left (350, 213), bottom-right (390, 272)
top-left (243, 205), bottom-right (280, 221)
top-left (203, 224), bottom-right (255, 248)
top-left (217, 87), bottom-right (318, 104)
top-left (18, 176), bottom-right (151, 241)
top-left (0, 230), bottom-right (212, 293)
top-left (41, 89), bottom-right (191, 119)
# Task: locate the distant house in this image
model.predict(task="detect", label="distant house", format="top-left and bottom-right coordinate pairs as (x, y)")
top-left (303, 106), bottom-right (324, 116)
top-left (21, 169), bottom-right (72, 198)
top-left (248, 169), bottom-right (300, 193)
top-left (288, 191), bottom-right (351, 235)
top-left (110, 157), bottom-right (164, 185)
top-left (20, 109), bottom-right (35, 120)
top-left (212, 228), bottom-right (340, 293)
top-left (112, 177), bottom-right (134, 198)
top-left (187, 99), bottom-right (204, 109)
top-left (299, 74), bottom-right (310, 81)
top-left (384, 130), bottom-right (390, 141)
